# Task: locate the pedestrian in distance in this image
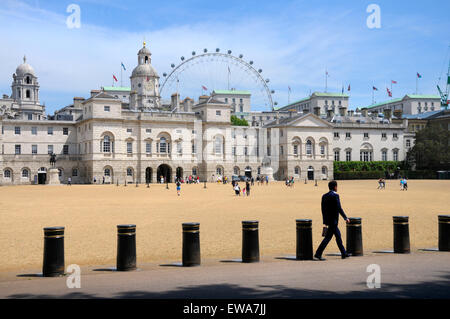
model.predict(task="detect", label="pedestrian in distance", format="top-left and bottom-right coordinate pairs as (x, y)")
top-left (176, 180), bottom-right (181, 196)
top-left (246, 181), bottom-right (250, 196)
top-left (67, 177), bottom-right (71, 186)
top-left (234, 183), bottom-right (240, 196)
top-left (251, 177), bottom-right (254, 186)
top-left (265, 175), bottom-right (269, 185)
top-left (403, 178), bottom-right (408, 191)
top-left (314, 180), bottom-right (351, 261)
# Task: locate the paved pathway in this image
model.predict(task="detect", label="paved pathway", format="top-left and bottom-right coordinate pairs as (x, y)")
top-left (1, 251), bottom-right (449, 298)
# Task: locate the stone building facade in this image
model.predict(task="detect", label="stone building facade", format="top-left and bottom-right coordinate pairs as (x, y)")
top-left (0, 43), bottom-right (413, 185)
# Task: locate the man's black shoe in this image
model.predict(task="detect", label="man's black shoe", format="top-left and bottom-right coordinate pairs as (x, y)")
top-left (341, 253), bottom-right (351, 259)
top-left (314, 254), bottom-right (326, 261)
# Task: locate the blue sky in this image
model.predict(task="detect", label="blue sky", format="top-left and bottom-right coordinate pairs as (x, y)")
top-left (0, 0), bottom-right (449, 113)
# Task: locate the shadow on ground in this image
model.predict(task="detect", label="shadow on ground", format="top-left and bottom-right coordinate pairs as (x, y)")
top-left (7, 271), bottom-right (450, 299)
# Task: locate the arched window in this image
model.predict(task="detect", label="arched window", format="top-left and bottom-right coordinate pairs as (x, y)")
top-left (214, 136), bottom-right (223, 154)
top-left (26, 76), bottom-right (31, 84)
top-left (393, 149), bottom-right (399, 161)
top-left (306, 140), bottom-right (313, 155)
top-left (26, 90), bottom-right (31, 98)
top-left (4, 169), bottom-right (11, 178)
top-left (216, 166), bottom-right (223, 176)
top-left (22, 169), bottom-right (29, 178)
top-left (102, 135), bottom-right (114, 153)
top-left (294, 166), bottom-right (300, 175)
top-left (192, 167), bottom-right (197, 176)
top-left (233, 167), bottom-right (240, 175)
top-left (127, 168), bottom-right (133, 176)
top-left (104, 168), bottom-right (111, 177)
top-left (381, 149), bottom-right (388, 161)
top-left (159, 137), bottom-right (167, 153)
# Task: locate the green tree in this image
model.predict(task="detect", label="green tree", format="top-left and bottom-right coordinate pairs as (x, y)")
top-left (230, 115), bottom-right (249, 126)
top-left (407, 122), bottom-right (450, 170)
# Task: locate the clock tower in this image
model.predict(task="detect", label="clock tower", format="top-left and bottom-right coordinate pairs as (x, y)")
top-left (129, 42), bottom-right (160, 110)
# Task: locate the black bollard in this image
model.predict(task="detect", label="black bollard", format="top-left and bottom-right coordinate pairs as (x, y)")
top-left (166, 182), bottom-right (169, 189)
top-left (296, 219), bottom-right (313, 260)
top-left (346, 217), bottom-right (363, 256)
top-left (242, 221), bottom-right (260, 263)
top-left (204, 181), bottom-right (207, 189)
top-left (304, 178), bottom-right (307, 184)
top-left (116, 179), bottom-right (119, 186)
top-left (136, 181), bottom-right (138, 187)
top-left (182, 223), bottom-right (201, 266)
top-left (314, 180), bottom-right (318, 187)
top-left (42, 227), bottom-right (65, 277)
top-left (393, 216), bottom-right (410, 253)
top-left (116, 224), bottom-right (137, 271)
top-left (147, 182), bottom-right (150, 188)
top-left (438, 215), bottom-right (450, 251)
top-left (124, 180), bottom-right (127, 187)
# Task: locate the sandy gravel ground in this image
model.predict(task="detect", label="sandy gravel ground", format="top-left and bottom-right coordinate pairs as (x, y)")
top-left (0, 179), bottom-right (448, 273)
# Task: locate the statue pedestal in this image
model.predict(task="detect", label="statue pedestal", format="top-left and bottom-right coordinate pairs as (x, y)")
top-left (47, 168), bottom-right (61, 185)
top-left (261, 166), bottom-right (274, 182)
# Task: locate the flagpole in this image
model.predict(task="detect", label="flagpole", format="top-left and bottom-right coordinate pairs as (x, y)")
top-left (416, 76), bottom-right (418, 94)
top-left (372, 84), bottom-right (374, 104)
top-left (325, 68), bottom-right (328, 93)
top-left (288, 87), bottom-right (290, 104)
top-left (120, 64), bottom-right (123, 88)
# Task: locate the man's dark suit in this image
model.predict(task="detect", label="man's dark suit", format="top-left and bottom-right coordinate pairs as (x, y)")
top-left (315, 191), bottom-right (348, 257)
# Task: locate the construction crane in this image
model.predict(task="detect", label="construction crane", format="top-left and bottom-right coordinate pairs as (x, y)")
top-left (437, 50), bottom-right (450, 110)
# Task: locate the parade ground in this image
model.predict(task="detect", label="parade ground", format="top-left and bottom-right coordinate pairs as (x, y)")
top-left (0, 179), bottom-right (448, 277)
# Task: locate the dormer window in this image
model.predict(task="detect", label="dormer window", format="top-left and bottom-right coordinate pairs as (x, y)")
top-left (145, 56), bottom-right (148, 64)
top-left (26, 76), bottom-right (31, 84)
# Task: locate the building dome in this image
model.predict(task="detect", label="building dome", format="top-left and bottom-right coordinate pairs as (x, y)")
top-left (131, 63), bottom-right (159, 77)
top-left (15, 56), bottom-right (35, 77)
top-left (138, 46), bottom-right (151, 56)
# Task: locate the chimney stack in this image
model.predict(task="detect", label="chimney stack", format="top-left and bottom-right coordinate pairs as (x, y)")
top-left (383, 108), bottom-right (392, 120)
top-left (171, 93), bottom-right (180, 111)
top-left (361, 108), bottom-right (368, 117)
top-left (326, 109), bottom-right (335, 119)
top-left (313, 107), bottom-right (321, 116)
top-left (339, 106), bottom-right (347, 116)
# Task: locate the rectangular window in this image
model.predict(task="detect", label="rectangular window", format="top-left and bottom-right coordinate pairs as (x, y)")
top-left (216, 110), bottom-right (221, 116)
top-left (232, 146), bottom-right (236, 156)
top-left (360, 151), bottom-right (372, 162)
top-left (334, 132), bottom-right (339, 138)
top-left (393, 150), bottom-right (399, 161)
top-left (334, 150), bottom-right (340, 161)
top-left (382, 151), bottom-right (387, 161)
top-left (245, 146), bottom-right (248, 156)
top-left (127, 128), bottom-right (132, 133)
top-left (15, 144), bottom-right (21, 155)
top-left (63, 145), bottom-right (69, 155)
top-left (393, 133), bottom-right (398, 139)
top-left (345, 132), bottom-right (351, 138)
top-left (293, 145), bottom-right (298, 155)
top-left (104, 106), bottom-right (110, 112)
top-left (146, 128), bottom-right (152, 133)
top-left (267, 146), bottom-right (271, 156)
top-left (127, 142), bottom-right (132, 154)
top-left (48, 127), bottom-right (53, 135)
top-left (177, 142), bottom-right (182, 154)
top-left (364, 132), bottom-right (369, 138)
top-left (28, 113), bottom-right (32, 120)
top-left (72, 169), bottom-right (78, 177)
top-left (63, 127), bottom-right (69, 135)
top-left (15, 126), bottom-right (21, 135)
top-left (48, 145), bottom-right (53, 154)
top-left (346, 151), bottom-right (351, 161)
top-left (382, 133), bottom-right (387, 139)
top-left (192, 142), bottom-right (196, 154)
top-left (32, 144), bottom-right (37, 154)
top-left (406, 140), bottom-right (411, 148)
top-left (146, 142), bottom-right (152, 154)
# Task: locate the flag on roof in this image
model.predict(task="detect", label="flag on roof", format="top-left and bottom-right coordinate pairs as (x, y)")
top-left (417, 73), bottom-right (422, 78)
top-left (121, 62), bottom-right (126, 71)
top-left (113, 74), bottom-right (118, 82)
top-left (372, 86), bottom-right (378, 91)
top-left (202, 85), bottom-right (208, 91)
top-left (386, 87), bottom-right (392, 97)
top-left (391, 80), bottom-right (397, 84)
top-left (347, 84), bottom-right (351, 91)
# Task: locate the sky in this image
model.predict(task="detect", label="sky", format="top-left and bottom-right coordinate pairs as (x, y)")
top-left (0, 0), bottom-right (449, 113)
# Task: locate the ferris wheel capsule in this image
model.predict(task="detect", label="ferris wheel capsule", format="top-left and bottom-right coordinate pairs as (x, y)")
top-left (227, 50), bottom-right (232, 54)
top-left (265, 79), bottom-right (270, 83)
top-left (239, 54), bottom-right (243, 58)
top-left (171, 64), bottom-right (175, 68)
top-left (216, 48), bottom-right (220, 52)
top-left (163, 73), bottom-right (167, 77)
top-left (249, 61), bottom-right (254, 65)
top-left (204, 48), bottom-right (208, 53)
top-left (271, 90), bottom-right (275, 94)
top-left (181, 56), bottom-right (185, 61)
top-left (274, 102), bottom-right (278, 106)
top-left (192, 51), bottom-right (196, 56)
top-left (258, 69), bottom-right (263, 73)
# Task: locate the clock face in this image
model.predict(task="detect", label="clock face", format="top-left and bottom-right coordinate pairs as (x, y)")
top-left (144, 79), bottom-right (154, 91)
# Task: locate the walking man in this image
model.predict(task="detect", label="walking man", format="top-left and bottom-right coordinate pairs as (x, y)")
top-left (314, 180), bottom-right (350, 261)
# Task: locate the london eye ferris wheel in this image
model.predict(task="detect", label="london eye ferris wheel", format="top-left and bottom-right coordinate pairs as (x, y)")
top-left (160, 48), bottom-right (278, 111)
